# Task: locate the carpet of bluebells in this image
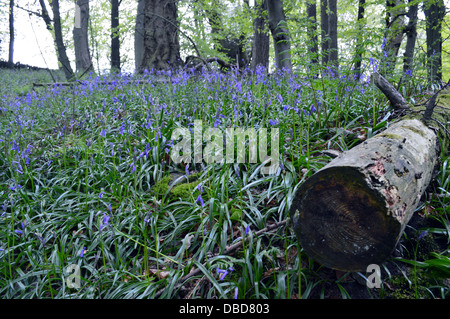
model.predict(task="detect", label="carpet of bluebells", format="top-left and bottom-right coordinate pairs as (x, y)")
top-left (0, 65), bottom-right (448, 299)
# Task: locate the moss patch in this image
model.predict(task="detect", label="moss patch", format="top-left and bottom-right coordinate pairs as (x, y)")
top-left (152, 172), bottom-right (204, 202)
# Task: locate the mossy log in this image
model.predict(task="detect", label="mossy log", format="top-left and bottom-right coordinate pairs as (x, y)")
top-left (290, 84), bottom-right (450, 272)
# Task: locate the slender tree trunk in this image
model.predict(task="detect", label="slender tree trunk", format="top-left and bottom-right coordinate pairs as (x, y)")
top-left (423, 0), bottom-right (446, 84)
top-left (306, 0), bottom-right (319, 73)
top-left (140, 0), bottom-right (182, 72)
top-left (73, 0), bottom-right (92, 74)
top-left (267, 0), bottom-right (292, 70)
top-left (327, 0), bottom-right (338, 72)
top-left (135, 0), bottom-right (145, 71)
top-left (383, 0), bottom-right (406, 74)
top-left (111, 0), bottom-right (121, 72)
top-left (354, 0), bottom-right (365, 79)
top-left (401, 1), bottom-right (418, 81)
top-left (320, 0), bottom-right (329, 67)
top-left (251, 0), bottom-right (270, 71)
top-left (42, 0), bottom-right (74, 81)
top-left (8, 0), bottom-right (14, 65)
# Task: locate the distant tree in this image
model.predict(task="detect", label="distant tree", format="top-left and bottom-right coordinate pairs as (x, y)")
top-left (39, 0), bottom-right (74, 80)
top-left (135, 0), bottom-right (145, 71)
top-left (382, 0), bottom-right (406, 74)
top-left (250, 0), bottom-right (270, 71)
top-left (320, 0), bottom-right (337, 72)
top-left (8, 0), bottom-right (14, 65)
top-left (140, 0), bottom-right (181, 71)
top-left (423, 0), bottom-right (446, 83)
top-left (354, 0), bottom-right (365, 79)
top-left (306, 0), bottom-right (319, 76)
top-left (327, 0), bottom-right (338, 71)
top-left (73, 0), bottom-right (92, 74)
top-left (202, 0), bottom-right (248, 67)
top-left (320, 0), bottom-right (329, 67)
top-left (111, 0), bottom-right (121, 71)
top-left (402, 0), bottom-right (418, 77)
top-left (267, 0), bottom-right (292, 70)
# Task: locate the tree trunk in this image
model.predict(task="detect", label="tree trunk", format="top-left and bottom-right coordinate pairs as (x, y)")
top-left (111, 0), bottom-right (121, 72)
top-left (203, 0), bottom-right (246, 67)
top-left (289, 76), bottom-right (450, 272)
top-left (8, 0), bottom-right (14, 65)
top-left (140, 0), bottom-right (181, 72)
top-left (267, 0), bottom-right (292, 70)
top-left (250, 0), bottom-right (270, 71)
top-left (38, 0), bottom-right (52, 30)
top-left (73, 0), bottom-right (92, 74)
top-left (306, 0), bottom-right (319, 76)
top-left (320, 0), bottom-right (329, 67)
top-left (382, 0), bottom-right (405, 74)
top-left (402, 1), bottom-right (418, 77)
top-left (50, 0), bottom-right (75, 81)
top-left (354, 0), bottom-right (365, 80)
top-left (327, 0), bottom-right (338, 72)
top-left (135, 0), bottom-right (145, 71)
top-left (424, 0), bottom-right (446, 84)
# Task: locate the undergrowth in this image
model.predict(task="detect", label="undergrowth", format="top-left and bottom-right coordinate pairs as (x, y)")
top-left (0, 63), bottom-right (448, 299)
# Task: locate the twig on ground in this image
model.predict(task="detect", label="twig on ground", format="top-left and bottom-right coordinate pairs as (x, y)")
top-left (153, 219), bottom-right (288, 298)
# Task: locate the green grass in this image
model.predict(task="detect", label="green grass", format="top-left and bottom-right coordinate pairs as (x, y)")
top-left (0, 65), bottom-right (448, 299)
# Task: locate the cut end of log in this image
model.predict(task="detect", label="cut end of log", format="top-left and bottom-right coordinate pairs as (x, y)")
top-left (290, 117), bottom-right (438, 272)
top-left (291, 167), bottom-right (402, 272)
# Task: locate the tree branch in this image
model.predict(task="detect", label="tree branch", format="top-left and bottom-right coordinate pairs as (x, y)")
top-left (371, 72), bottom-right (410, 110)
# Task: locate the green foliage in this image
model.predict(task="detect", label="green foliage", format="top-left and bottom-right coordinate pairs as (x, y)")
top-left (0, 0), bottom-right (449, 300)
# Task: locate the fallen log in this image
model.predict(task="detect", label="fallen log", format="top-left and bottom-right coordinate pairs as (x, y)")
top-left (289, 76), bottom-right (450, 272)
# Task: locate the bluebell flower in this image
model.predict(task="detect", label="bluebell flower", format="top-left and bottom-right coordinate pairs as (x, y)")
top-left (217, 267), bottom-right (234, 280)
top-left (100, 213), bottom-right (110, 231)
top-left (196, 194), bottom-right (205, 207)
top-left (79, 247), bottom-right (87, 257)
top-left (418, 230), bottom-right (428, 240)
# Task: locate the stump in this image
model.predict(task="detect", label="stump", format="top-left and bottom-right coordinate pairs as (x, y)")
top-left (289, 81), bottom-right (450, 272)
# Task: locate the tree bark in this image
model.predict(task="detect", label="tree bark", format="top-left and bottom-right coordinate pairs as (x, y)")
top-left (372, 72), bottom-right (409, 110)
top-left (320, 0), bottom-right (329, 67)
top-left (250, 0), bottom-right (270, 71)
top-left (73, 0), bottom-right (92, 74)
top-left (289, 78), bottom-right (450, 272)
top-left (111, 0), bottom-right (121, 72)
top-left (267, 0), bottom-right (292, 70)
top-left (8, 0), bottom-right (14, 65)
top-left (382, 0), bottom-right (406, 74)
top-left (327, 0), bottom-right (338, 71)
top-left (135, 0), bottom-right (145, 71)
top-left (140, 0), bottom-right (182, 72)
top-left (423, 0), bottom-right (446, 84)
top-left (402, 1), bottom-right (418, 77)
top-left (354, 0), bottom-right (365, 79)
top-left (49, 0), bottom-right (75, 81)
top-left (306, 0), bottom-right (319, 76)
